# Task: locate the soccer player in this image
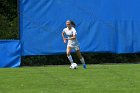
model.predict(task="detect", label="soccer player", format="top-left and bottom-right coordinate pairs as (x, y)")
top-left (62, 20), bottom-right (86, 69)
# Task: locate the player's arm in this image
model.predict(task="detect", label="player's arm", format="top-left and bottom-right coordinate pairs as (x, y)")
top-left (62, 31), bottom-right (67, 43)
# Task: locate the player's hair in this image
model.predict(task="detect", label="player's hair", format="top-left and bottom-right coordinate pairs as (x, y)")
top-left (70, 20), bottom-right (76, 28)
top-left (66, 20), bottom-right (76, 28)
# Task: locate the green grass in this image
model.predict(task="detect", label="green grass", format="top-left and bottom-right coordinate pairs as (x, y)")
top-left (0, 64), bottom-right (140, 93)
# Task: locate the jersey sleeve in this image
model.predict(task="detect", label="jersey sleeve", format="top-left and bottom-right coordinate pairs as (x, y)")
top-left (72, 28), bottom-right (77, 35)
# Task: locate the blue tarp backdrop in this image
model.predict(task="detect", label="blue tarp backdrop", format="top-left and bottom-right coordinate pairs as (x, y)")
top-left (0, 40), bottom-right (21, 67)
top-left (20, 0), bottom-right (140, 55)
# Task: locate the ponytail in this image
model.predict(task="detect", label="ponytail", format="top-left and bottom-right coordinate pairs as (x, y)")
top-left (70, 20), bottom-right (76, 28)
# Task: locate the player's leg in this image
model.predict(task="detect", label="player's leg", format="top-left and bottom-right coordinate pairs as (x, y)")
top-left (75, 47), bottom-right (86, 69)
top-left (67, 46), bottom-right (73, 64)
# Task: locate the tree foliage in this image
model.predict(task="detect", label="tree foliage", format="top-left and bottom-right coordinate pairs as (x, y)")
top-left (0, 0), bottom-right (18, 39)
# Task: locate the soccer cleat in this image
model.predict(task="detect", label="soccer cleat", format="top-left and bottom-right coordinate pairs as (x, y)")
top-left (83, 64), bottom-right (87, 69)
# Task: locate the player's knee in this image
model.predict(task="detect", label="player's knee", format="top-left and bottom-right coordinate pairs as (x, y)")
top-left (76, 51), bottom-right (82, 58)
top-left (67, 52), bottom-right (71, 57)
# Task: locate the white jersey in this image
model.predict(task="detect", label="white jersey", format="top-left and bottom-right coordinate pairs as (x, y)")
top-left (63, 27), bottom-right (79, 48)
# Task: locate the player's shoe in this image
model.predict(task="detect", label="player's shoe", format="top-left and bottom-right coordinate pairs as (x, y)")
top-left (83, 64), bottom-right (87, 69)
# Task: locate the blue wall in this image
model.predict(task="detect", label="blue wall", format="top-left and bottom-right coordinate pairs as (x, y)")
top-left (0, 40), bottom-right (21, 67)
top-left (20, 0), bottom-right (140, 55)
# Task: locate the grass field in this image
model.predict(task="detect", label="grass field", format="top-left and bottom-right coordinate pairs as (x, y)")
top-left (0, 64), bottom-right (140, 93)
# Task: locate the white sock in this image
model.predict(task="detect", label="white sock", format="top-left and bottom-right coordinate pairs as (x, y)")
top-left (67, 55), bottom-right (74, 64)
top-left (80, 57), bottom-right (85, 64)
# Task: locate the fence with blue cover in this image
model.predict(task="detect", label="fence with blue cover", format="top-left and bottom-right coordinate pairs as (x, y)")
top-left (20, 0), bottom-right (140, 55)
top-left (0, 40), bottom-right (21, 67)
